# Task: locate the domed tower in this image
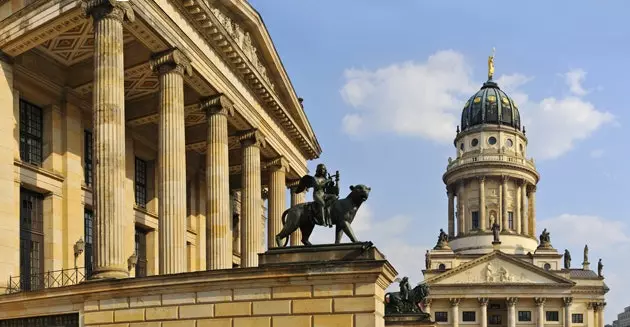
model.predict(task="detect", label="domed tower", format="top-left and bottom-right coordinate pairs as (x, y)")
top-left (442, 53), bottom-right (540, 255)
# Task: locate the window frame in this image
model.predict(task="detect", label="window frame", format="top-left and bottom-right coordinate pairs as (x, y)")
top-left (134, 157), bottom-right (148, 208)
top-left (19, 188), bottom-right (45, 291)
top-left (19, 99), bottom-right (44, 166)
top-left (471, 211), bottom-right (480, 229)
top-left (508, 211), bottom-right (514, 229)
top-left (84, 130), bottom-right (93, 186)
top-left (572, 313), bottom-right (584, 324)
top-left (134, 227), bottom-right (148, 277)
top-left (462, 311), bottom-right (476, 322)
top-left (518, 311), bottom-right (532, 322)
top-left (546, 311), bottom-right (560, 322)
top-left (434, 312), bottom-right (448, 323)
top-left (84, 209), bottom-right (94, 277)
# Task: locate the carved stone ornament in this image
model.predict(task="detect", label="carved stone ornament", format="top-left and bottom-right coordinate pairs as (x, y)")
top-left (200, 93), bottom-right (235, 117)
top-left (208, 4), bottom-right (275, 91)
top-left (82, 0), bottom-right (135, 22)
top-left (449, 298), bottom-right (461, 307)
top-left (237, 129), bottom-right (266, 148)
top-left (506, 297), bottom-right (518, 306)
top-left (563, 297), bottom-right (573, 307)
top-left (534, 297), bottom-right (546, 306)
top-left (150, 48), bottom-right (193, 76)
top-left (478, 297), bottom-right (489, 306)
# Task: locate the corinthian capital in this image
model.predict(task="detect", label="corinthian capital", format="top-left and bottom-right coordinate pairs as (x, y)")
top-left (82, 0), bottom-right (135, 22)
top-left (150, 48), bottom-right (192, 76)
top-left (200, 94), bottom-right (234, 117)
top-left (238, 129), bottom-right (266, 148)
top-left (266, 156), bottom-right (289, 173)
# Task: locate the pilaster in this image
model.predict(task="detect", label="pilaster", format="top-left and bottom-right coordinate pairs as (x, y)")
top-left (201, 94), bottom-right (234, 270)
top-left (239, 129), bottom-right (265, 267)
top-left (479, 177), bottom-right (486, 231)
top-left (151, 48), bottom-right (192, 275)
top-left (267, 157), bottom-right (288, 249)
top-left (83, 0), bottom-right (135, 279)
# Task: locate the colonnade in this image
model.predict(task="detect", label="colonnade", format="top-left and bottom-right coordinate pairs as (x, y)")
top-left (446, 175), bottom-right (536, 238)
top-left (441, 297), bottom-right (605, 327)
top-left (84, 1), bottom-right (305, 279)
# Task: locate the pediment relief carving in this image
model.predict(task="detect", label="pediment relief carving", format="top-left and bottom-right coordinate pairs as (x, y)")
top-left (206, 3), bottom-right (275, 91)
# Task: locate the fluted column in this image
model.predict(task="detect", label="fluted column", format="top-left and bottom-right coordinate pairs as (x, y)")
top-left (447, 189), bottom-right (455, 237)
top-left (479, 177), bottom-right (486, 231)
top-left (502, 176), bottom-right (509, 231)
top-left (450, 298), bottom-right (460, 327)
top-left (535, 297), bottom-right (546, 327)
top-left (507, 298), bottom-right (518, 327)
top-left (267, 157), bottom-right (288, 249)
top-left (239, 130), bottom-right (265, 267)
top-left (595, 303), bottom-right (605, 327)
top-left (529, 186), bottom-right (537, 236)
top-left (201, 94), bottom-right (234, 270)
top-left (150, 48), bottom-right (192, 275)
top-left (84, 0), bottom-right (134, 280)
top-left (563, 297), bottom-right (573, 327)
top-left (457, 182), bottom-right (465, 236)
top-left (478, 298), bottom-right (488, 327)
top-left (289, 182), bottom-right (305, 246)
top-left (521, 183), bottom-right (528, 235)
top-left (515, 180), bottom-right (522, 234)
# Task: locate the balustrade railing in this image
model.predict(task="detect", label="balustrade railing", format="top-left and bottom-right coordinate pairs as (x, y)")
top-left (7, 267), bottom-right (86, 294)
top-left (447, 154), bottom-right (536, 170)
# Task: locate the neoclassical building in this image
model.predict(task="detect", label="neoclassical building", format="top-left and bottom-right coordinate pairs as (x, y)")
top-left (0, 0), bottom-right (321, 291)
top-left (423, 63), bottom-right (608, 327)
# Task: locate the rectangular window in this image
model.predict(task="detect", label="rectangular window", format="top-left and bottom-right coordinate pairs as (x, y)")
top-left (471, 211), bottom-right (480, 229)
top-left (519, 311), bottom-right (532, 322)
top-left (19, 188), bottom-right (44, 291)
top-left (508, 211), bottom-right (514, 229)
top-left (84, 130), bottom-right (93, 186)
top-left (135, 228), bottom-right (148, 277)
top-left (19, 99), bottom-right (43, 166)
top-left (134, 158), bottom-right (147, 208)
top-left (546, 311), bottom-right (559, 322)
top-left (462, 311), bottom-right (476, 322)
top-left (84, 209), bottom-right (94, 277)
top-left (572, 314), bottom-right (584, 324)
top-left (489, 315), bottom-right (502, 325)
top-left (435, 312), bottom-right (448, 322)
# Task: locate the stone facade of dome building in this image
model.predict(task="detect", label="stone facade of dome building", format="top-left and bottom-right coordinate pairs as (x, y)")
top-left (423, 61), bottom-right (608, 327)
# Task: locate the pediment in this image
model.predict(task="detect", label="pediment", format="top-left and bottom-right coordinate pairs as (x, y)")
top-left (427, 251), bottom-right (574, 286)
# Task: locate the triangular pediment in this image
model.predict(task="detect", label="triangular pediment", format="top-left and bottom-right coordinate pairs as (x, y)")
top-left (426, 251), bottom-right (574, 286)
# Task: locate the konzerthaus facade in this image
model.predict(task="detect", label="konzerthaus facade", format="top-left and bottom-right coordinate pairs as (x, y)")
top-left (423, 66), bottom-right (609, 327)
top-left (0, 0), bottom-right (322, 293)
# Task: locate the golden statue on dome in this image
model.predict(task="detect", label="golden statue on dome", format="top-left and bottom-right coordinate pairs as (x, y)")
top-left (488, 47), bottom-right (495, 80)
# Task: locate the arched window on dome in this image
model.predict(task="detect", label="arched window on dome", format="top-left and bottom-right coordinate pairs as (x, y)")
top-left (438, 263), bottom-right (446, 272)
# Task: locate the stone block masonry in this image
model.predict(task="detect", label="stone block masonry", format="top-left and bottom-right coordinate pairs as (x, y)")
top-left (0, 243), bottom-right (396, 327)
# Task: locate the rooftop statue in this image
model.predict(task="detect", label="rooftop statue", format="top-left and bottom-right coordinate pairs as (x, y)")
top-left (488, 47), bottom-right (495, 80)
top-left (538, 228), bottom-right (552, 248)
top-left (564, 249), bottom-right (571, 269)
top-left (274, 164), bottom-right (371, 246)
top-left (433, 229), bottom-right (450, 250)
top-left (598, 258), bottom-right (604, 277)
top-left (385, 277), bottom-right (431, 317)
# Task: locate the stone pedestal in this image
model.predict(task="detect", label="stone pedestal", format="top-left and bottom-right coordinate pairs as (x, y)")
top-left (83, 0), bottom-right (134, 280)
top-left (259, 241), bottom-right (381, 266)
top-left (151, 48), bottom-right (192, 275)
top-left (385, 315), bottom-right (435, 327)
top-left (492, 241), bottom-right (501, 251)
top-left (201, 94), bottom-right (234, 270)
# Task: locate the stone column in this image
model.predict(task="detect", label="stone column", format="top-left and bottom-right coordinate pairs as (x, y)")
top-left (478, 298), bottom-right (489, 327)
top-left (535, 297), bottom-right (546, 327)
top-left (507, 298), bottom-right (518, 327)
top-left (289, 182), bottom-right (305, 246)
top-left (529, 186), bottom-right (537, 236)
top-left (450, 298), bottom-right (460, 327)
top-left (239, 130), bottom-right (265, 267)
top-left (587, 303), bottom-right (596, 327)
top-left (150, 48), bottom-right (192, 274)
top-left (479, 177), bottom-right (486, 231)
top-left (563, 297), bottom-right (573, 327)
top-left (595, 303), bottom-right (605, 327)
top-left (267, 157), bottom-right (288, 249)
top-left (521, 182), bottom-right (528, 235)
top-left (515, 181), bottom-right (522, 234)
top-left (84, 0), bottom-right (134, 279)
top-left (199, 94), bottom-right (234, 270)
top-left (502, 176), bottom-right (509, 231)
top-left (457, 182), bottom-right (465, 236)
top-left (447, 188), bottom-right (455, 237)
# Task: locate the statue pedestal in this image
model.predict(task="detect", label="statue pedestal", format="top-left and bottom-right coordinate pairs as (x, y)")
top-left (492, 241), bottom-right (501, 251)
top-left (385, 314), bottom-right (435, 327)
top-left (259, 241), bottom-right (385, 266)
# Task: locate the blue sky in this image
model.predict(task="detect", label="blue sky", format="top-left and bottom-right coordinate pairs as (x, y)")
top-left (250, 0), bottom-right (629, 320)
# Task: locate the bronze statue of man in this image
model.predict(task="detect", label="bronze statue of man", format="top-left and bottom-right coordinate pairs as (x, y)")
top-left (399, 277), bottom-right (411, 302)
top-left (295, 163), bottom-right (338, 227)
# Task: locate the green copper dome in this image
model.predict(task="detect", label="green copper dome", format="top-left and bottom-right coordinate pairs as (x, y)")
top-left (460, 80), bottom-right (521, 132)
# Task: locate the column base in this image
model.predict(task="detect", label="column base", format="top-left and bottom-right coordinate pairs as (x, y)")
top-left (89, 267), bottom-right (129, 280)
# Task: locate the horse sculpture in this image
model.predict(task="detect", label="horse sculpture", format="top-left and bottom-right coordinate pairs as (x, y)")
top-left (274, 184), bottom-right (371, 247)
top-left (385, 279), bottom-right (431, 315)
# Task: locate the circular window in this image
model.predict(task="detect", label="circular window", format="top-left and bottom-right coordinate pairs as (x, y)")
top-left (471, 138), bottom-right (479, 147)
top-left (506, 139), bottom-right (514, 147)
top-left (488, 136), bottom-right (497, 145)
top-left (460, 143), bottom-right (464, 150)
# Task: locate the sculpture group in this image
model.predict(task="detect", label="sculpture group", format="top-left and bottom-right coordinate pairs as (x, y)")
top-left (385, 277), bottom-right (431, 317)
top-left (274, 164), bottom-right (371, 247)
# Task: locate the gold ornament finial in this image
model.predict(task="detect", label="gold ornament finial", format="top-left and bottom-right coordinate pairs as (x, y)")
top-left (488, 47), bottom-right (495, 81)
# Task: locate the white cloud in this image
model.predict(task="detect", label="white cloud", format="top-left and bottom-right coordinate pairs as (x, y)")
top-left (339, 51), bottom-right (615, 160)
top-left (538, 214), bottom-right (630, 320)
top-left (590, 149), bottom-right (605, 158)
top-left (564, 69), bottom-right (589, 96)
top-left (308, 204), bottom-right (431, 289)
